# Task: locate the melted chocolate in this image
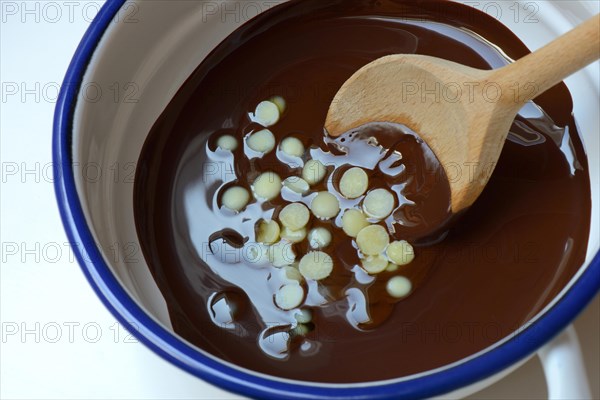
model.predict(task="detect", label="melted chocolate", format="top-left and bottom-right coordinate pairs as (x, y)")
top-left (134, 0), bottom-right (590, 383)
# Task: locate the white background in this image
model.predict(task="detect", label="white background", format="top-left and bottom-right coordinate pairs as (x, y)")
top-left (0, 1), bottom-right (598, 398)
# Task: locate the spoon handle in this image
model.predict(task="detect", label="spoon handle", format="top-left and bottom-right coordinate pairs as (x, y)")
top-left (492, 14), bottom-right (599, 104)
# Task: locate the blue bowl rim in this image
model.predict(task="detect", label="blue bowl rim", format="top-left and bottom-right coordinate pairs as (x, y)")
top-left (53, 1), bottom-right (600, 398)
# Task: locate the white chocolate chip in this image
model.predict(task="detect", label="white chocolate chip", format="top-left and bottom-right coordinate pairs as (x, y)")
top-left (386, 263), bottom-right (399, 272)
top-left (253, 101), bottom-right (280, 127)
top-left (302, 159), bottom-right (327, 185)
top-left (279, 203), bottom-right (310, 230)
top-left (387, 240), bottom-right (415, 265)
top-left (386, 276), bottom-right (412, 298)
top-left (308, 227), bottom-right (332, 249)
top-left (299, 251), bottom-right (334, 280)
top-left (275, 283), bottom-right (304, 310)
top-left (356, 225), bottom-right (389, 256)
top-left (270, 95), bottom-right (286, 114)
top-left (363, 188), bottom-right (395, 219)
top-left (341, 209), bottom-right (370, 237)
top-left (281, 226), bottom-right (307, 243)
top-left (283, 265), bottom-right (303, 282)
top-left (283, 176), bottom-right (310, 194)
top-left (339, 167), bottom-right (369, 199)
top-left (221, 186), bottom-right (250, 212)
top-left (310, 192), bottom-right (340, 220)
top-left (295, 309), bottom-right (312, 323)
top-left (256, 220), bottom-right (280, 244)
top-left (247, 129), bottom-right (276, 153)
top-left (252, 172), bottom-right (282, 201)
top-left (292, 323), bottom-right (310, 337)
top-left (361, 255), bottom-right (388, 274)
top-left (216, 134), bottom-right (238, 151)
top-left (268, 241), bottom-right (296, 267)
top-left (280, 137), bottom-right (305, 158)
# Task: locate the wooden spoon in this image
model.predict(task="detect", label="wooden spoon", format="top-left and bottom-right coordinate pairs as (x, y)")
top-left (325, 14), bottom-right (599, 213)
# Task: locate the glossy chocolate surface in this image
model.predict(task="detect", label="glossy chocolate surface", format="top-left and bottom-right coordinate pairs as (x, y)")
top-left (134, 0), bottom-right (590, 383)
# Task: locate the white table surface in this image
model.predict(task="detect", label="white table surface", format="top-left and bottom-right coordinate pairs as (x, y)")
top-left (1, 1), bottom-right (598, 398)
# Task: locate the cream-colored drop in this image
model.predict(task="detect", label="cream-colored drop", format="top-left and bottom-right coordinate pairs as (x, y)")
top-left (386, 276), bottom-right (412, 298)
top-left (283, 176), bottom-right (310, 194)
top-left (310, 192), bottom-right (340, 220)
top-left (339, 167), bottom-right (369, 199)
top-left (256, 220), bottom-right (280, 244)
top-left (341, 209), bottom-right (369, 237)
top-left (356, 225), bottom-right (389, 256)
top-left (221, 186), bottom-right (250, 212)
top-left (280, 137), bottom-right (305, 158)
top-left (252, 172), bottom-right (282, 201)
top-left (275, 283), bottom-right (304, 310)
top-left (292, 323), bottom-right (310, 337)
top-left (269, 96), bottom-right (286, 114)
top-left (302, 159), bottom-right (327, 185)
top-left (216, 135), bottom-right (238, 151)
top-left (387, 240), bottom-right (415, 265)
top-left (247, 129), bottom-right (276, 153)
top-left (280, 226), bottom-right (307, 244)
top-left (308, 227), bottom-right (332, 249)
top-left (385, 263), bottom-right (399, 272)
top-left (253, 100), bottom-right (280, 127)
top-left (279, 203), bottom-right (310, 230)
top-left (299, 251), bottom-right (334, 280)
top-left (294, 309), bottom-right (312, 323)
top-left (361, 255), bottom-right (388, 274)
top-left (363, 188), bottom-right (395, 219)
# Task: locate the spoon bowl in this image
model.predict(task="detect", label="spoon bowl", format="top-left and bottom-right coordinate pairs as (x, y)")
top-left (326, 15), bottom-right (600, 213)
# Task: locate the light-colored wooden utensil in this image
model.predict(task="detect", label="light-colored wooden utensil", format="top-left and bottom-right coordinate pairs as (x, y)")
top-left (325, 14), bottom-right (599, 213)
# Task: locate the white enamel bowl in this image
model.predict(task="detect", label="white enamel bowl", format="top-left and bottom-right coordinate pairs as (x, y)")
top-left (54, 1), bottom-right (599, 398)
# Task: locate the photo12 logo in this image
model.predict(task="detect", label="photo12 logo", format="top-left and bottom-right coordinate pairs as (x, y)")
top-left (1, 321), bottom-right (139, 344)
top-left (1, 241), bottom-right (140, 265)
top-left (1, 161), bottom-right (138, 184)
top-left (1, 81), bottom-right (140, 104)
top-left (1, 1), bottom-right (139, 24)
